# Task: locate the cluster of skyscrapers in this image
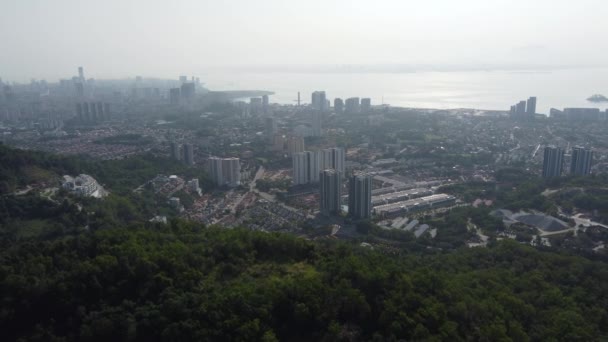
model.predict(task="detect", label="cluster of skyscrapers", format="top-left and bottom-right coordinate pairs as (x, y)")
top-left (272, 135), bottom-right (305, 155)
top-left (310, 91), bottom-right (371, 114)
top-left (292, 147), bottom-right (372, 218)
top-left (75, 102), bottom-right (111, 122)
top-left (509, 96), bottom-right (536, 119)
top-left (170, 142), bottom-right (195, 165)
top-left (208, 157), bottom-right (241, 187)
top-left (347, 173), bottom-right (373, 219)
top-left (542, 146), bottom-right (593, 178)
top-left (169, 77), bottom-right (198, 105)
top-left (319, 170), bottom-right (373, 219)
top-left (292, 148), bottom-right (345, 185)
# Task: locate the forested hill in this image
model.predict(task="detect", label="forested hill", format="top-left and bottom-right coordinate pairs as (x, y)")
top-left (0, 144), bottom-right (213, 196)
top-left (0, 144), bottom-right (80, 194)
top-left (1, 145), bottom-right (608, 341)
top-left (1, 223), bottom-right (607, 341)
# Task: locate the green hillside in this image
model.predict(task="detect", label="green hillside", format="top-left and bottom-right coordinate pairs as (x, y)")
top-left (1, 146), bottom-right (607, 341)
top-left (1, 224), bottom-right (607, 341)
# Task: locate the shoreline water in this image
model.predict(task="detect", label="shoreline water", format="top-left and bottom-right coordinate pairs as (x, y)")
top-left (200, 68), bottom-right (608, 115)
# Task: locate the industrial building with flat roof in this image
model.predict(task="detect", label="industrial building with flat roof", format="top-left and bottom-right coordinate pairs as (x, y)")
top-left (371, 188), bottom-right (433, 206)
top-left (373, 194), bottom-right (456, 217)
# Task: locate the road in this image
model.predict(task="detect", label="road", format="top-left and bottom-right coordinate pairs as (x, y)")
top-left (230, 166), bottom-right (265, 214)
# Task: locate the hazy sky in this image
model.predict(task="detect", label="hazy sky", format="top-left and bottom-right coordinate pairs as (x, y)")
top-left (1, 0), bottom-right (607, 81)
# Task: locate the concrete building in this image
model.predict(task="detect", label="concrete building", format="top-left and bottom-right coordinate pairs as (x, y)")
top-left (169, 88), bottom-right (180, 105)
top-left (374, 194), bottom-right (456, 218)
top-left (208, 157), bottom-right (242, 187)
top-left (348, 173), bottom-right (372, 220)
top-left (361, 98), bottom-right (371, 112)
top-left (371, 188), bottom-right (434, 206)
top-left (183, 143), bottom-right (194, 165)
top-left (292, 151), bottom-right (320, 185)
top-left (62, 174), bottom-right (103, 197)
top-left (180, 82), bottom-right (195, 101)
top-left (516, 101), bottom-right (526, 116)
top-left (78, 66), bottom-right (85, 82)
top-left (320, 169), bottom-right (342, 216)
top-left (526, 97), bottom-right (537, 115)
top-left (287, 136), bottom-right (305, 156)
top-left (542, 146), bottom-right (565, 178)
top-left (570, 147), bottom-right (593, 176)
top-left (265, 117), bottom-right (277, 143)
top-left (345, 97), bottom-right (360, 114)
top-left (170, 142), bottom-right (180, 161)
top-left (334, 98), bottom-right (344, 114)
top-left (262, 94), bottom-right (269, 112)
top-left (550, 108), bottom-right (564, 119)
top-left (319, 147), bottom-right (345, 174)
top-left (311, 111), bottom-right (322, 136)
top-left (311, 91), bottom-right (327, 111)
top-left (564, 108), bottom-right (601, 121)
top-left (250, 97), bottom-right (262, 115)
top-left (272, 134), bottom-right (286, 152)
top-left (188, 178), bottom-right (202, 195)
top-left (209, 157), bottom-right (224, 186)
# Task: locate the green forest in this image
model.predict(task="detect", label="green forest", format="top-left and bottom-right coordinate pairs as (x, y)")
top-left (2, 145), bottom-right (608, 341)
top-left (1, 224), bottom-right (607, 341)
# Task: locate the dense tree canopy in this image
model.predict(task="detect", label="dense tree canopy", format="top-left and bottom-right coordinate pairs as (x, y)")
top-left (2, 146), bottom-right (608, 341)
top-left (1, 223), bottom-right (607, 341)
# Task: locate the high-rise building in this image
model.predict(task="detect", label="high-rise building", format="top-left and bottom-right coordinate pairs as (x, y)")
top-left (250, 97), bottom-right (262, 115)
top-left (542, 146), bottom-right (565, 178)
top-left (169, 88), bottom-right (180, 105)
top-left (570, 147), bottom-right (593, 176)
top-left (265, 117), bottom-right (277, 143)
top-left (345, 97), bottom-right (360, 114)
top-left (188, 178), bottom-right (201, 195)
top-left (292, 151), bottom-right (320, 185)
top-left (526, 97), bottom-right (537, 116)
top-left (222, 158), bottom-right (241, 187)
top-left (183, 143), bottom-right (194, 165)
top-left (179, 76), bottom-right (188, 83)
top-left (320, 169), bottom-right (342, 216)
top-left (311, 111), bottom-right (322, 136)
top-left (78, 66), bottom-right (85, 81)
top-left (262, 94), bottom-right (269, 113)
top-left (208, 157), bottom-right (223, 186)
top-left (96, 102), bottom-right (104, 117)
top-left (209, 157), bottom-right (241, 187)
top-left (348, 173), bottom-right (373, 220)
top-left (334, 98), bottom-right (344, 114)
top-left (170, 142), bottom-right (181, 161)
top-left (83, 102), bottom-right (90, 120)
top-left (181, 82), bottom-right (195, 101)
top-left (516, 101), bottom-right (526, 116)
top-left (103, 103), bottom-right (110, 117)
top-left (75, 82), bottom-right (84, 98)
top-left (75, 103), bottom-right (83, 119)
top-left (287, 136), bottom-right (305, 155)
top-left (320, 147), bottom-right (345, 174)
top-left (361, 98), bottom-right (371, 112)
top-left (272, 134), bottom-right (286, 152)
top-left (311, 91), bottom-right (327, 111)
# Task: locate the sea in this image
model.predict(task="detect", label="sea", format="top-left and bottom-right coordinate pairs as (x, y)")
top-left (200, 67), bottom-right (608, 115)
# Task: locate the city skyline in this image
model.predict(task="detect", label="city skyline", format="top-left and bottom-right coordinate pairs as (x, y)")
top-left (2, 1), bottom-right (608, 82)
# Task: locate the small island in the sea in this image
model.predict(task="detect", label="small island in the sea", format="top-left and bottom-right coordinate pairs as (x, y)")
top-left (587, 94), bottom-right (608, 102)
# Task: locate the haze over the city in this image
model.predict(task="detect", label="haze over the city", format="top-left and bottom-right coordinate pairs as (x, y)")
top-left (2, 0), bottom-right (608, 81)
